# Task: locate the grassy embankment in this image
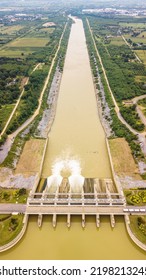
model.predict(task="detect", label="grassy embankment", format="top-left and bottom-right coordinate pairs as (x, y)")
top-left (0, 188), bottom-right (28, 203)
top-left (0, 214), bottom-right (24, 247)
top-left (129, 216), bottom-right (146, 245)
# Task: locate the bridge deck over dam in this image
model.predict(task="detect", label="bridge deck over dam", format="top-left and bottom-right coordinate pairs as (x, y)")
top-left (1, 177), bottom-right (146, 229)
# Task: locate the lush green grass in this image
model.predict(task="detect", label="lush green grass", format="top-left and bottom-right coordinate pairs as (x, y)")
top-left (0, 214), bottom-right (24, 246)
top-left (26, 27), bottom-right (54, 38)
top-left (9, 37), bottom-right (49, 47)
top-left (0, 46), bottom-right (45, 58)
top-left (0, 214), bottom-right (11, 221)
top-left (0, 188), bottom-right (29, 204)
top-left (0, 25), bottom-right (24, 35)
top-left (129, 216), bottom-right (146, 244)
top-left (125, 34), bottom-right (146, 44)
top-left (119, 22), bottom-right (146, 28)
top-left (110, 36), bottom-right (125, 46)
top-left (0, 48), bottom-right (31, 58)
top-left (135, 50), bottom-right (146, 64)
top-left (0, 104), bottom-right (15, 132)
top-left (8, 37), bottom-right (49, 47)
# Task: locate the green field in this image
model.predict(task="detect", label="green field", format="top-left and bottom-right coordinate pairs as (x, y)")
top-left (125, 34), bottom-right (146, 44)
top-left (110, 36), bottom-right (125, 46)
top-left (8, 37), bottom-right (49, 47)
top-left (26, 27), bottom-right (54, 38)
top-left (0, 25), bottom-right (24, 35)
top-left (135, 50), bottom-right (146, 64)
top-left (0, 48), bottom-right (31, 58)
top-left (119, 22), bottom-right (146, 28)
top-left (138, 31), bottom-right (146, 38)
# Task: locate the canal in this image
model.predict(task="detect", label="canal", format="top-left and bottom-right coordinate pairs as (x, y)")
top-left (0, 18), bottom-right (146, 260)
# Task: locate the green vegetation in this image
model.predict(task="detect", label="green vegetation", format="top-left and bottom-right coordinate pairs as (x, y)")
top-left (7, 68), bottom-right (48, 134)
top-left (6, 19), bottom-right (72, 135)
top-left (0, 57), bottom-right (31, 133)
top-left (0, 188), bottom-right (28, 203)
top-left (0, 14), bottom-right (71, 148)
top-left (0, 214), bottom-right (24, 246)
top-left (130, 216), bottom-right (146, 244)
top-left (120, 105), bottom-right (145, 131)
top-left (0, 104), bottom-right (14, 132)
top-left (124, 189), bottom-right (146, 205)
top-left (0, 18), bottom-right (72, 167)
top-left (83, 17), bottom-right (143, 160)
top-left (8, 37), bottom-right (49, 48)
top-left (135, 50), bottom-right (146, 65)
top-left (1, 132), bottom-right (28, 168)
top-left (85, 14), bottom-right (146, 138)
top-left (138, 98), bottom-right (146, 117)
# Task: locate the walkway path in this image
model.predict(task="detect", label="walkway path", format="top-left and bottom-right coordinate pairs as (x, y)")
top-left (0, 78), bottom-right (29, 139)
top-left (0, 203), bottom-right (26, 213)
top-left (0, 63), bottom-right (44, 139)
top-left (122, 35), bottom-right (142, 63)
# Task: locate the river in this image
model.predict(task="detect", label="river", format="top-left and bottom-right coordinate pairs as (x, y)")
top-left (0, 18), bottom-right (146, 260)
top-left (42, 17), bottom-right (111, 179)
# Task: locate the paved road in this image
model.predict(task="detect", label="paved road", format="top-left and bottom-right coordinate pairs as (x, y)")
top-left (0, 203), bottom-right (26, 214)
top-left (26, 205), bottom-right (125, 215)
top-left (0, 203), bottom-right (146, 216)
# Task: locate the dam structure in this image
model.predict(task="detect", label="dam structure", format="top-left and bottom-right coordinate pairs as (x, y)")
top-left (1, 18), bottom-right (146, 256)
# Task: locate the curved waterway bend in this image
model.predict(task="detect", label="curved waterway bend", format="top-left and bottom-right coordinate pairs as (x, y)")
top-left (42, 18), bottom-right (111, 178)
top-left (1, 18), bottom-right (146, 260)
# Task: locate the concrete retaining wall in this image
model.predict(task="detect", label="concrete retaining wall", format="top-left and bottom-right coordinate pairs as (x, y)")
top-left (125, 215), bottom-right (146, 251)
top-left (105, 138), bottom-right (124, 197)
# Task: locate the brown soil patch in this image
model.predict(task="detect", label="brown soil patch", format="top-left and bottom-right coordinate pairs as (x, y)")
top-left (109, 138), bottom-right (141, 179)
top-left (15, 139), bottom-right (46, 176)
top-left (20, 77), bottom-right (28, 89)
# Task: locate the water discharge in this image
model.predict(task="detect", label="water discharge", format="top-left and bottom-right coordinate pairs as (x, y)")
top-left (47, 156), bottom-right (84, 192)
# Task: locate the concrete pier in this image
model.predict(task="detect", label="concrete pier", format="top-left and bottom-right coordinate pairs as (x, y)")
top-left (38, 214), bottom-right (43, 227)
top-left (52, 214), bottom-right (57, 228)
top-left (110, 214), bottom-right (115, 228)
top-left (67, 214), bottom-right (71, 228)
top-left (82, 214), bottom-right (85, 228)
top-left (96, 214), bottom-right (100, 227)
